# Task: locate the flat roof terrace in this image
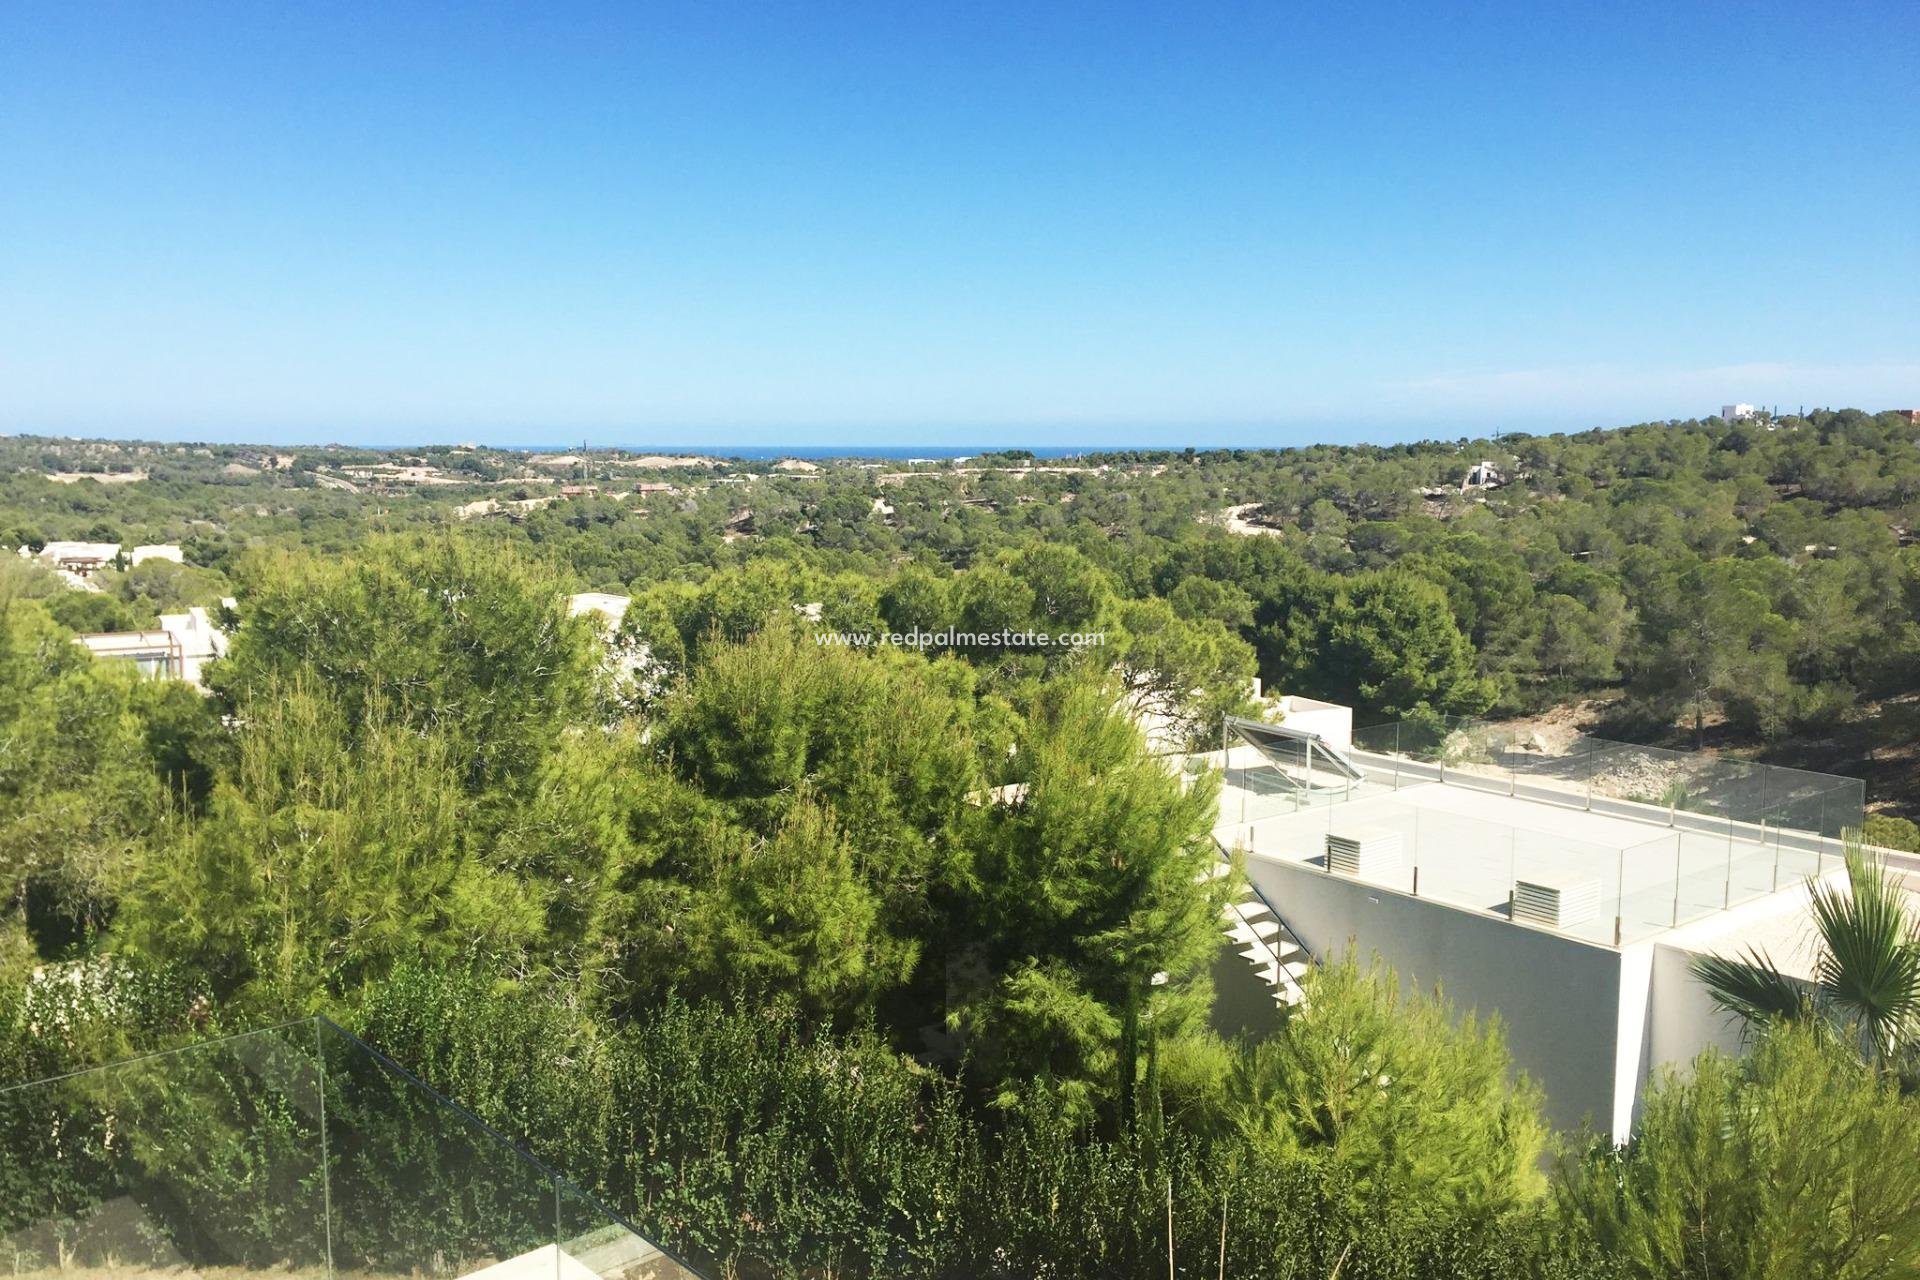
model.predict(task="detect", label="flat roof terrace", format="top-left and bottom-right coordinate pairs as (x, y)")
top-left (1211, 717), bottom-right (1863, 949)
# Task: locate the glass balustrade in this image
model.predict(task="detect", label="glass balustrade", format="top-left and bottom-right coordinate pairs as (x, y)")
top-left (1218, 712), bottom-right (1865, 949)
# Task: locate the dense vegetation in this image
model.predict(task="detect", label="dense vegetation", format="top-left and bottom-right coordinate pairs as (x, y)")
top-left (5, 408), bottom-right (1920, 1278)
top-left (6, 409), bottom-right (1918, 800)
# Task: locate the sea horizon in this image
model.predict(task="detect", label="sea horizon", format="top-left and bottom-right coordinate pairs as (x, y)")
top-left (500, 444), bottom-right (1107, 461)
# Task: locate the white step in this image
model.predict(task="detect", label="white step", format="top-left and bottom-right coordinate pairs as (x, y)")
top-left (1216, 878), bottom-right (1311, 1009)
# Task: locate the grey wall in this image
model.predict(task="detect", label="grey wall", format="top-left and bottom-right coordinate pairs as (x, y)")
top-left (1246, 855), bottom-right (1630, 1138)
top-left (1208, 942), bottom-right (1286, 1042)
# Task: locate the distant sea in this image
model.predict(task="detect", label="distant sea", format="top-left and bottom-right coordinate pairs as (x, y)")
top-left (506, 444), bottom-right (1104, 461)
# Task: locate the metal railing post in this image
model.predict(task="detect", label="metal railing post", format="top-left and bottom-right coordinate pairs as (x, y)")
top-left (1728, 825), bottom-right (1743, 905)
top-left (1584, 738), bottom-right (1593, 811)
top-left (1820, 791), bottom-right (1832, 875)
top-left (314, 1016), bottom-right (337, 1280)
top-left (1507, 827), bottom-right (1517, 913)
top-left (1771, 813), bottom-right (1783, 891)
top-left (1669, 840), bottom-right (1681, 926)
top-left (1616, 843), bottom-right (1632, 937)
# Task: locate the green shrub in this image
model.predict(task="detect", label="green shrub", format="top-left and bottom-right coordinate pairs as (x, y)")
top-left (1557, 1021), bottom-right (1920, 1279)
top-left (1864, 813), bottom-right (1920, 853)
top-left (350, 966), bottom-right (1600, 1280)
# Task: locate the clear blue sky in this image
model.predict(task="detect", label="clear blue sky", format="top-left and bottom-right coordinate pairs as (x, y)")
top-left (2, 1), bottom-right (1916, 448)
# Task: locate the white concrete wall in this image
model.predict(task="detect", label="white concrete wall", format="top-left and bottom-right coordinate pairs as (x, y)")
top-left (1643, 870), bottom-right (1842, 1100)
top-left (1613, 943), bottom-right (1656, 1136)
top-left (1276, 697), bottom-right (1354, 751)
top-left (1246, 853), bottom-right (1633, 1139)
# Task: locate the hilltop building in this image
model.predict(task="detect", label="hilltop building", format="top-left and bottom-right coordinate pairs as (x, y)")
top-left (23, 540), bottom-right (186, 574)
top-left (1461, 460), bottom-right (1503, 490)
top-left (31, 540), bottom-right (121, 577)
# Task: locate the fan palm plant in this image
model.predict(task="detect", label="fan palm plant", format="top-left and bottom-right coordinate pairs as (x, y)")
top-left (1690, 846), bottom-right (1920, 1074)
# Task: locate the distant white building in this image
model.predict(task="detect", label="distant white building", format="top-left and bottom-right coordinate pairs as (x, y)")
top-left (74, 629), bottom-right (183, 679)
top-left (566, 592), bottom-right (631, 632)
top-left (130, 544), bottom-right (184, 566)
top-left (73, 605), bottom-right (230, 688)
top-left (159, 606), bottom-right (230, 686)
top-left (564, 592), bottom-right (665, 697)
top-left (1461, 460), bottom-right (1503, 491)
top-left (1720, 404), bottom-right (1758, 422)
top-left (34, 541), bottom-right (121, 577)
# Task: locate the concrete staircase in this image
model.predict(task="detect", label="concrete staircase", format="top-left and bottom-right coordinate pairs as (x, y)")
top-left (1203, 861), bottom-right (1311, 1007)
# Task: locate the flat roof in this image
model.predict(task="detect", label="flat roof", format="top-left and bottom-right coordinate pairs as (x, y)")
top-left (1221, 772), bottom-right (1834, 948)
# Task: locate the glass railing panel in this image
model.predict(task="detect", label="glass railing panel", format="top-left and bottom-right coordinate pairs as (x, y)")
top-left (1341, 715), bottom-right (1860, 839)
top-left (1722, 809), bottom-right (1787, 906)
top-left (1503, 736), bottom-right (1603, 810)
top-left (1611, 833), bottom-right (1679, 943)
top-left (1238, 793), bottom-right (1334, 863)
top-left (1805, 777), bottom-right (1864, 846)
top-left (1579, 741), bottom-right (1692, 815)
top-left (1762, 770), bottom-right (1865, 842)
top-left (1760, 791), bottom-right (1833, 883)
top-left (1436, 721), bottom-right (1510, 791)
top-left (1552, 739), bottom-right (1644, 814)
top-left (316, 1021), bottom-right (558, 1280)
top-left (1347, 719), bottom-right (1405, 764)
top-left (1671, 824), bottom-right (1734, 926)
top-left (1387, 803), bottom-right (1499, 911)
top-left (1220, 735), bottom-right (1309, 825)
top-left (557, 1180), bottom-right (699, 1280)
top-left (0, 1022), bottom-right (329, 1280)
top-left (1671, 752), bottom-right (1750, 825)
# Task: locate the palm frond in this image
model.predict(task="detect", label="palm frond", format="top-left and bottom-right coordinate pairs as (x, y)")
top-left (1689, 946), bottom-right (1808, 1033)
top-left (1808, 848), bottom-right (1920, 1061)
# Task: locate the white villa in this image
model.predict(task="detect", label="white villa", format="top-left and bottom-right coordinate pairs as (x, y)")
top-left (22, 540), bottom-right (185, 578)
top-left (1191, 701), bottom-right (1869, 1140)
top-left (74, 605), bottom-right (232, 688)
top-left (29, 540), bottom-right (122, 577)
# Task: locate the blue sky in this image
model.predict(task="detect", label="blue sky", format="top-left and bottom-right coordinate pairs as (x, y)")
top-left (2, 1), bottom-right (1916, 448)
